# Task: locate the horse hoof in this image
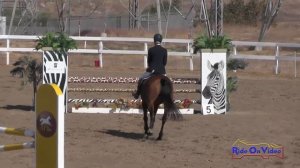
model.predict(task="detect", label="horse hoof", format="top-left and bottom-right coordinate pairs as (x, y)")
top-left (156, 136), bottom-right (162, 141)
top-left (146, 129), bottom-right (153, 136)
top-left (144, 134), bottom-right (149, 139)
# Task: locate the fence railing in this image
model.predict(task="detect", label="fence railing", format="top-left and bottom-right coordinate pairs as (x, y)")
top-left (0, 35), bottom-right (299, 73)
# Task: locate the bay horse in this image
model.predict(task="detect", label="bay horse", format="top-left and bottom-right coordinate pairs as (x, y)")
top-left (140, 74), bottom-right (182, 140)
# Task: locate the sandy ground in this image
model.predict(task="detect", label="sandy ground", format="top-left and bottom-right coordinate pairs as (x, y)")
top-left (0, 53), bottom-right (300, 168)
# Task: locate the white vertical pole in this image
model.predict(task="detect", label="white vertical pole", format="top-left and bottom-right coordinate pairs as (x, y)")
top-left (188, 43), bottom-right (193, 71)
top-left (144, 43), bottom-right (148, 69)
top-left (6, 38), bottom-right (9, 65)
top-left (99, 41), bottom-right (103, 68)
top-left (295, 51), bottom-right (297, 78)
top-left (233, 46), bottom-right (237, 55)
top-left (275, 45), bottom-right (280, 74)
top-left (57, 90), bottom-right (64, 168)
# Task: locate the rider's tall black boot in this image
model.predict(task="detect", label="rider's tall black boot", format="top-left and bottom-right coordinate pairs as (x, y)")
top-left (132, 79), bottom-right (142, 99)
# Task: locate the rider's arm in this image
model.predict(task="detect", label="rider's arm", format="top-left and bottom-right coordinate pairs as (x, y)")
top-left (163, 48), bottom-right (167, 66)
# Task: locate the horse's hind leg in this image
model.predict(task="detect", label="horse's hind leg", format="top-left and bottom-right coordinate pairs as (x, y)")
top-left (143, 103), bottom-right (151, 138)
top-left (157, 112), bottom-right (167, 140)
top-left (149, 104), bottom-right (159, 129)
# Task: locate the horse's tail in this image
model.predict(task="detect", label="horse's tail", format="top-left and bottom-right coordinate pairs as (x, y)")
top-left (160, 78), bottom-right (183, 121)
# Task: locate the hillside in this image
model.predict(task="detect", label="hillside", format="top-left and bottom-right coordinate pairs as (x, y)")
top-left (2, 0), bottom-right (300, 42)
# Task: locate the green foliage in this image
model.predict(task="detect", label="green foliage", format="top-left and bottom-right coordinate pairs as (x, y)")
top-left (227, 59), bottom-right (248, 70)
top-left (35, 32), bottom-right (77, 52)
top-left (10, 56), bottom-right (43, 85)
top-left (193, 35), bottom-right (232, 53)
top-left (227, 76), bottom-right (238, 93)
top-left (10, 56), bottom-right (43, 110)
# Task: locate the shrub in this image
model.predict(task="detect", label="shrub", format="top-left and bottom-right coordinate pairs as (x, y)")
top-left (193, 35), bottom-right (232, 53)
top-left (35, 32), bottom-right (77, 52)
top-left (227, 59), bottom-right (248, 70)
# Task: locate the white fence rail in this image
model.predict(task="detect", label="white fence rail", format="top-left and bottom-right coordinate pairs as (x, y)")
top-left (0, 35), bottom-right (299, 73)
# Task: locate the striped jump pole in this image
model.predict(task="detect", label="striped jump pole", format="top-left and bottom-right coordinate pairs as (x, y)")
top-left (0, 141), bottom-right (34, 151)
top-left (36, 83), bottom-right (64, 168)
top-left (0, 127), bottom-right (35, 138)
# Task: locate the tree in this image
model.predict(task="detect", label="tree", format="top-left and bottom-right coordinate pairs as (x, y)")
top-left (10, 56), bottom-right (43, 110)
top-left (258, 0), bottom-right (281, 42)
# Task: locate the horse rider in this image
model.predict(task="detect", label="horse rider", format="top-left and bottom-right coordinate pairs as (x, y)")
top-left (132, 33), bottom-right (168, 99)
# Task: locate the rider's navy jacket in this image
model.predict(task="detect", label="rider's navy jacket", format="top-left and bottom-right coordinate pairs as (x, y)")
top-left (147, 44), bottom-right (168, 74)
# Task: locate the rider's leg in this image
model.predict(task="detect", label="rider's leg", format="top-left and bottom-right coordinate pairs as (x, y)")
top-left (132, 72), bottom-right (151, 99)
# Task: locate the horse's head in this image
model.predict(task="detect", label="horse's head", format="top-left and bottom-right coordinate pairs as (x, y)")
top-left (202, 60), bottom-right (224, 99)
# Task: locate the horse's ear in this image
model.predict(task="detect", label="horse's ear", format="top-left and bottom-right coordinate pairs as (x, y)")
top-left (207, 60), bottom-right (213, 71)
top-left (218, 61), bottom-right (224, 71)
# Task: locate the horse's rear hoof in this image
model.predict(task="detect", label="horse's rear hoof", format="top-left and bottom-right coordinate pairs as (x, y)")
top-left (156, 136), bottom-right (162, 140)
top-left (146, 130), bottom-right (153, 136)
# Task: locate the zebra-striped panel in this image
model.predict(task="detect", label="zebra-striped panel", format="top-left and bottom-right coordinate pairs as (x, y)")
top-left (201, 51), bottom-right (227, 115)
top-left (43, 50), bottom-right (68, 111)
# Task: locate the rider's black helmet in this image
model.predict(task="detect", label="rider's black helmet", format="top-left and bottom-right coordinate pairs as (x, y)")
top-left (153, 33), bottom-right (163, 43)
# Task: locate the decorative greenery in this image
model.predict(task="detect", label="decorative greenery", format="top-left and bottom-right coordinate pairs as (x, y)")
top-left (175, 99), bottom-right (193, 109)
top-left (10, 56), bottom-right (43, 110)
top-left (35, 32), bottom-right (77, 52)
top-left (227, 76), bottom-right (238, 93)
top-left (226, 76), bottom-right (238, 111)
top-left (193, 35), bottom-right (232, 53)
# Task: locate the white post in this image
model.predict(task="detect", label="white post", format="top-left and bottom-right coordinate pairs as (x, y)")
top-left (99, 41), bottom-right (103, 68)
top-left (6, 38), bottom-right (9, 65)
top-left (233, 46), bottom-right (237, 55)
top-left (188, 43), bottom-right (193, 71)
top-left (275, 45), bottom-right (280, 74)
top-left (295, 51), bottom-right (297, 78)
top-left (144, 43), bottom-right (148, 69)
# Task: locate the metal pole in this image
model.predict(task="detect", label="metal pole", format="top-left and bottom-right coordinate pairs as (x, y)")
top-left (147, 12), bottom-right (149, 31)
top-left (156, 0), bottom-right (162, 34)
top-left (8, 0), bottom-right (18, 35)
top-left (0, 0), bottom-right (2, 16)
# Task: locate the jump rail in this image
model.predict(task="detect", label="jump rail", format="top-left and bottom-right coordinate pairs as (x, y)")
top-left (0, 127), bottom-right (35, 152)
top-left (0, 141), bottom-right (34, 152)
top-left (0, 35), bottom-right (300, 73)
top-left (0, 127), bottom-right (35, 138)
